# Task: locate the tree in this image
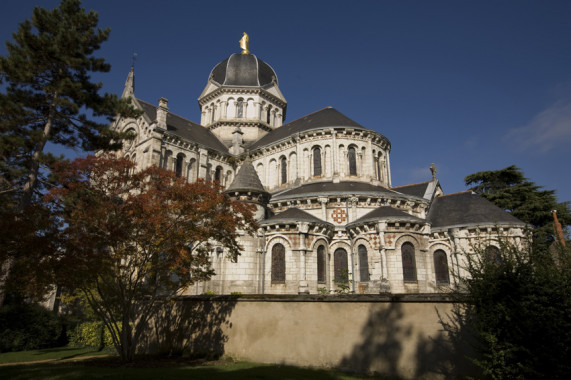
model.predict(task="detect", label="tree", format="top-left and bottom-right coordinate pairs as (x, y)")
top-left (465, 165), bottom-right (570, 250)
top-left (0, 0), bottom-right (137, 306)
top-left (46, 154), bottom-right (256, 362)
top-left (452, 238), bottom-right (571, 379)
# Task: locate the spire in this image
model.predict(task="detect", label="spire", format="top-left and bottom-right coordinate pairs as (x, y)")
top-left (225, 160), bottom-right (267, 194)
top-left (122, 65), bottom-right (135, 99)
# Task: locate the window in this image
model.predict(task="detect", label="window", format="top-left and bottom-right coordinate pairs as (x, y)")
top-left (313, 147), bottom-right (322, 177)
top-left (348, 146), bottom-right (357, 176)
top-left (237, 98), bottom-right (244, 118)
top-left (376, 154), bottom-right (381, 181)
top-left (484, 245), bottom-right (501, 264)
top-left (317, 245), bottom-right (326, 283)
top-left (214, 166), bottom-right (222, 182)
top-left (175, 154), bottom-right (184, 178)
top-left (358, 245), bottom-right (369, 281)
top-left (271, 243), bottom-right (285, 283)
top-left (210, 105), bottom-right (215, 123)
top-left (280, 156), bottom-right (287, 185)
top-left (163, 150), bottom-right (172, 170)
top-left (401, 242), bottom-right (417, 282)
top-left (433, 250), bottom-right (450, 285)
top-left (334, 248), bottom-right (348, 283)
top-left (266, 105), bottom-right (272, 124)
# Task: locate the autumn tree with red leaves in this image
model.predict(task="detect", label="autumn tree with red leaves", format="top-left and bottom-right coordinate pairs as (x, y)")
top-left (46, 154), bottom-right (256, 362)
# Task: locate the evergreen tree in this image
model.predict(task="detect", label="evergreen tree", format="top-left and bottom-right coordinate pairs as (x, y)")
top-left (465, 165), bottom-right (570, 250)
top-left (0, 0), bottom-right (136, 307)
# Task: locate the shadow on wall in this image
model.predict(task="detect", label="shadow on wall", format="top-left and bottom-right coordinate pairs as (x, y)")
top-left (339, 301), bottom-right (478, 379)
top-left (138, 296), bottom-right (238, 358)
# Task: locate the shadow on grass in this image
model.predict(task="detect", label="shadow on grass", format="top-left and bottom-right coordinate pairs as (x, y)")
top-left (0, 361), bottom-right (386, 380)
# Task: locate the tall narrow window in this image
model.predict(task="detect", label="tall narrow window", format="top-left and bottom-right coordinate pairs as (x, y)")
top-left (434, 250), bottom-right (450, 285)
top-left (266, 105), bottom-right (272, 124)
top-left (313, 147), bottom-right (322, 177)
top-left (280, 156), bottom-right (287, 185)
top-left (236, 99), bottom-right (244, 118)
top-left (484, 245), bottom-right (501, 264)
top-left (376, 154), bottom-right (382, 181)
top-left (163, 151), bottom-right (172, 170)
top-left (317, 245), bottom-right (326, 283)
top-left (214, 166), bottom-right (222, 182)
top-left (348, 146), bottom-right (357, 176)
top-left (402, 242), bottom-right (417, 282)
top-left (271, 243), bottom-right (285, 283)
top-left (334, 248), bottom-right (348, 283)
top-left (175, 154), bottom-right (184, 178)
top-left (210, 105), bottom-right (215, 123)
top-left (358, 245), bottom-right (369, 281)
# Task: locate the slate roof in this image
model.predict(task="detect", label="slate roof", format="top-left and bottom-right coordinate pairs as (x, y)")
top-left (210, 54), bottom-right (277, 87)
top-left (249, 107), bottom-right (374, 150)
top-left (271, 181), bottom-right (411, 201)
top-left (225, 160), bottom-right (268, 194)
top-left (137, 99), bottom-right (228, 153)
top-left (391, 181), bottom-right (431, 198)
top-left (260, 207), bottom-right (333, 226)
top-left (347, 206), bottom-right (425, 227)
top-left (428, 192), bottom-right (526, 229)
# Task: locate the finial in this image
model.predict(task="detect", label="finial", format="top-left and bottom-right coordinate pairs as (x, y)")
top-left (239, 32), bottom-right (250, 55)
top-left (131, 52), bottom-right (137, 69)
top-left (430, 163), bottom-right (437, 180)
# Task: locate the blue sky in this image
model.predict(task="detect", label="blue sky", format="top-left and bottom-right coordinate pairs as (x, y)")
top-left (1, 0), bottom-right (570, 205)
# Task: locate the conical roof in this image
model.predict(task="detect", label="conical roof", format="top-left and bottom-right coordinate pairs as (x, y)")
top-left (225, 160), bottom-right (268, 194)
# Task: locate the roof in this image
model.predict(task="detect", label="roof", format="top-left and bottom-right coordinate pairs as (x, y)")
top-left (391, 181), bottom-right (431, 198)
top-left (347, 206), bottom-right (425, 227)
top-left (225, 160), bottom-right (268, 194)
top-left (137, 99), bottom-right (228, 153)
top-left (260, 207), bottom-right (333, 226)
top-left (210, 54), bottom-right (277, 87)
top-left (428, 192), bottom-right (526, 229)
top-left (271, 181), bottom-right (412, 201)
top-left (249, 107), bottom-right (375, 150)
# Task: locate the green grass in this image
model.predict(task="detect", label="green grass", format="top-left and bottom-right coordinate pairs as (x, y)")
top-left (0, 348), bottom-right (394, 379)
top-left (0, 347), bottom-right (113, 364)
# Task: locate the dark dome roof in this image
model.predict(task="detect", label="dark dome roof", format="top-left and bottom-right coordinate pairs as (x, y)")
top-left (210, 54), bottom-right (278, 87)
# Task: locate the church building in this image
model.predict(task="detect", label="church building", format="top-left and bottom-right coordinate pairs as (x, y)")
top-left (112, 34), bottom-right (527, 295)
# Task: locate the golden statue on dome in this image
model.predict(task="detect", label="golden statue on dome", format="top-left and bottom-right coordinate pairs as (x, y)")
top-left (239, 32), bottom-right (250, 55)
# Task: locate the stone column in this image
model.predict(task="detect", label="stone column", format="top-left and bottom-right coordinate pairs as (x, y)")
top-left (298, 223), bottom-right (309, 294)
top-left (377, 221), bottom-right (391, 292)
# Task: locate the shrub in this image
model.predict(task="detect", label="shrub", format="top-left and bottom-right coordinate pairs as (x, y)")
top-left (0, 303), bottom-right (65, 352)
top-left (67, 321), bottom-right (115, 349)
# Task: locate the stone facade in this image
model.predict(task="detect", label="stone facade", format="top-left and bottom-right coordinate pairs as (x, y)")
top-left (112, 46), bottom-right (527, 296)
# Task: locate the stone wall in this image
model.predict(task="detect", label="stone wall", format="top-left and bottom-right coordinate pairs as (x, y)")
top-left (139, 294), bottom-right (477, 379)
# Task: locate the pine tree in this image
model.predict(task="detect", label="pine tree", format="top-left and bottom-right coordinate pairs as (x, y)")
top-left (465, 165), bottom-right (570, 250)
top-left (0, 0), bottom-right (136, 307)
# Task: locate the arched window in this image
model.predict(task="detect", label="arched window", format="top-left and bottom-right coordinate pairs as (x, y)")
top-left (271, 243), bottom-right (285, 283)
top-left (280, 156), bottom-right (287, 185)
top-left (348, 146), bottom-right (357, 176)
top-left (358, 245), bottom-right (369, 281)
top-left (401, 242), bottom-right (417, 282)
top-left (236, 98), bottom-right (244, 118)
top-left (214, 166), bottom-right (222, 182)
top-left (266, 105), bottom-right (272, 124)
top-left (433, 250), bottom-right (450, 285)
top-left (375, 153), bottom-right (382, 181)
top-left (484, 245), bottom-right (501, 264)
top-left (313, 146), bottom-right (322, 177)
top-left (175, 154), bottom-right (185, 178)
top-left (210, 104), bottom-right (215, 123)
top-left (334, 248), bottom-right (348, 283)
top-left (317, 245), bottom-right (326, 284)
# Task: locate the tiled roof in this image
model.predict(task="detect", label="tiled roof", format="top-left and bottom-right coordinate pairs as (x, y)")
top-left (391, 181), bottom-right (431, 198)
top-left (260, 207), bottom-right (333, 226)
top-left (225, 160), bottom-right (267, 194)
top-left (137, 99), bottom-right (228, 153)
top-left (272, 181), bottom-right (411, 201)
top-left (347, 206), bottom-right (425, 227)
top-left (428, 192), bottom-right (526, 229)
top-left (249, 107), bottom-right (378, 150)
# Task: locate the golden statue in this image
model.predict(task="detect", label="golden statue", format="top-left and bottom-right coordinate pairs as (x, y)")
top-left (239, 32), bottom-right (250, 55)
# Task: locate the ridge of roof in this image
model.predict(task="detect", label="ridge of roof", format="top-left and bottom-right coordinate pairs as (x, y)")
top-left (391, 180), bottom-right (432, 189)
top-left (271, 181), bottom-right (410, 201)
top-left (347, 206), bottom-right (425, 227)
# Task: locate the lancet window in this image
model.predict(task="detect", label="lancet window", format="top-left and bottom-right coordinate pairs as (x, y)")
top-left (271, 243), bottom-right (286, 283)
top-left (433, 250), bottom-right (450, 285)
top-left (401, 242), bottom-right (417, 282)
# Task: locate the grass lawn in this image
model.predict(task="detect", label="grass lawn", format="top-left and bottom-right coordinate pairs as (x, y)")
top-left (0, 348), bottom-right (396, 379)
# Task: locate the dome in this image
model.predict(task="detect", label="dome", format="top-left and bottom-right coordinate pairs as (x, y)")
top-left (210, 54), bottom-right (278, 87)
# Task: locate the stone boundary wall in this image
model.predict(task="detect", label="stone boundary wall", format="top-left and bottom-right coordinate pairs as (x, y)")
top-left (140, 294), bottom-right (476, 379)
